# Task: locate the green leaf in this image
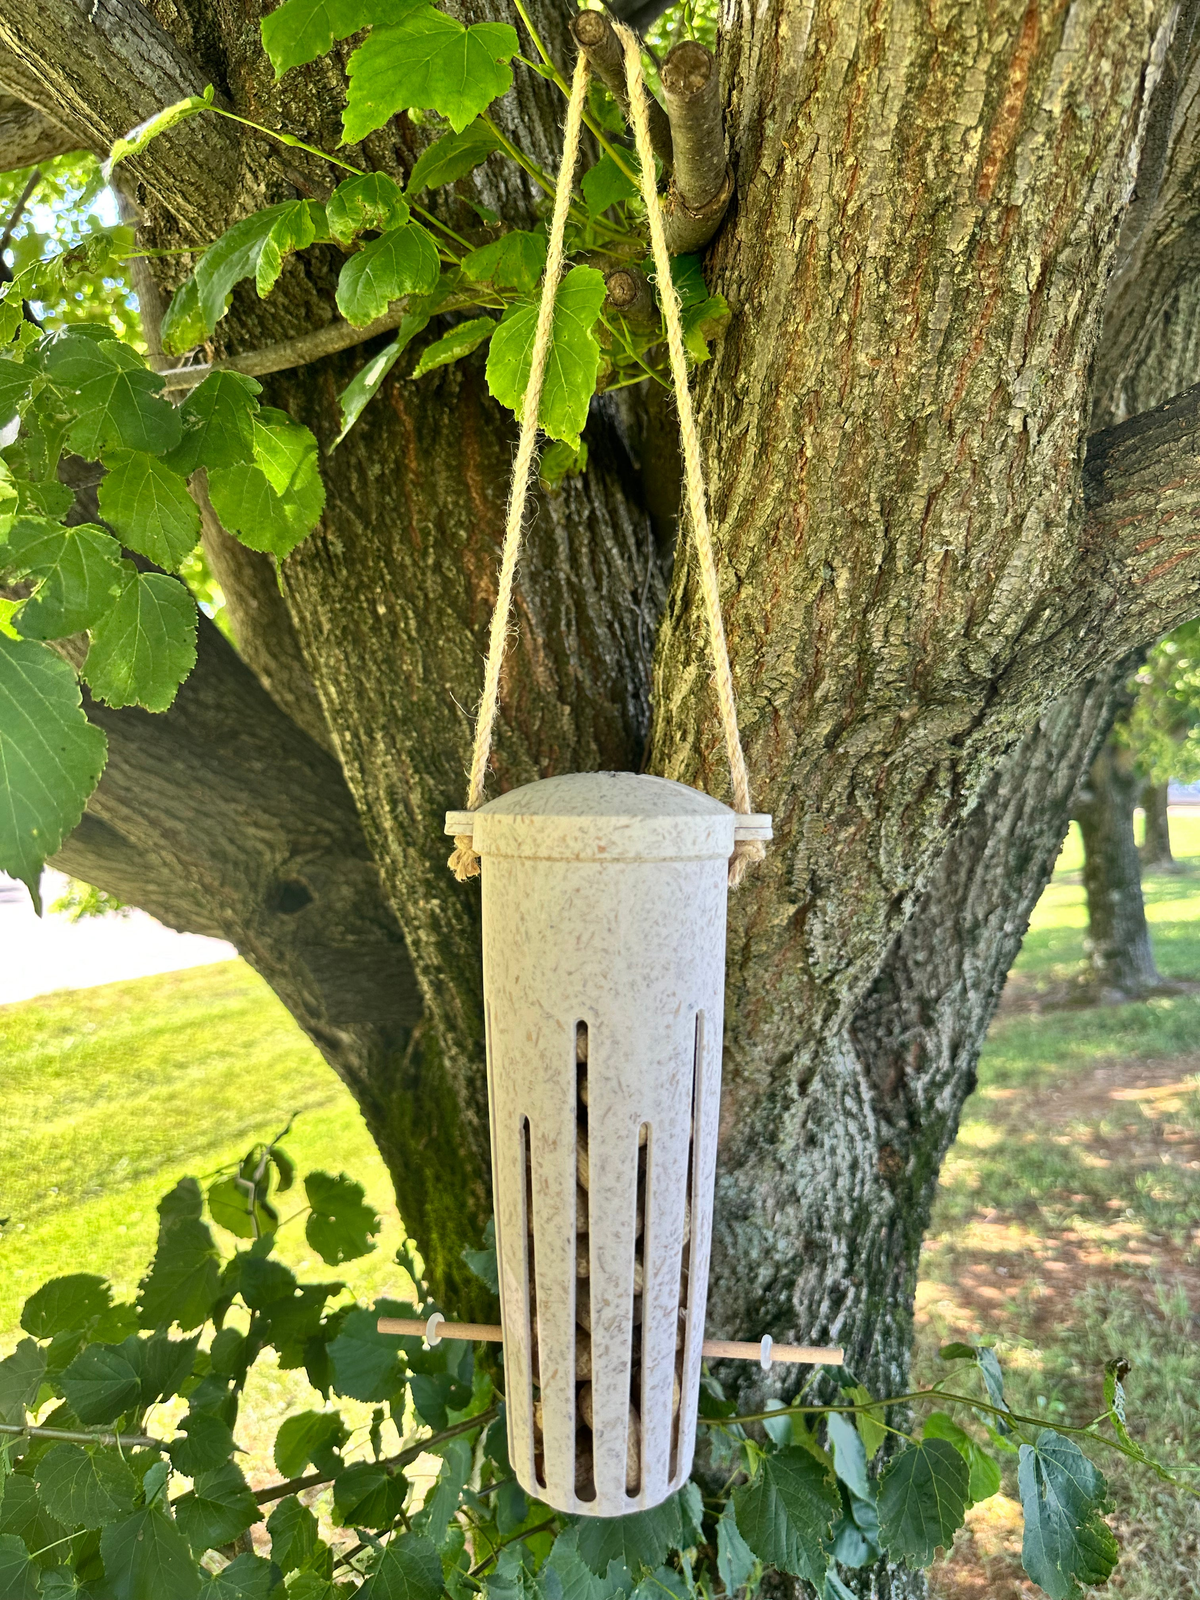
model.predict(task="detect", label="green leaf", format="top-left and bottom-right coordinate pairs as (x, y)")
top-left (174, 1461), bottom-right (262, 1553)
top-left (260, 0), bottom-right (414, 78)
top-left (344, 7), bottom-right (518, 139)
top-left (0, 1338), bottom-right (46, 1425)
top-left (0, 357), bottom-right (35, 427)
top-left (160, 278), bottom-right (208, 357)
top-left (332, 1459), bottom-right (407, 1530)
top-left (328, 1303), bottom-right (409, 1401)
top-left (159, 1177), bottom-right (205, 1230)
top-left (206, 463), bottom-right (317, 558)
top-left (137, 1215), bottom-right (221, 1331)
top-left (35, 1442), bottom-right (138, 1528)
top-left (0, 635), bottom-right (106, 904)
top-left (273, 1410), bottom-right (348, 1478)
top-left (334, 301), bottom-right (438, 444)
top-left (413, 1436), bottom-right (470, 1546)
top-left (268, 1495), bottom-right (326, 1576)
top-left (977, 1347), bottom-right (1010, 1430)
top-left (923, 1412), bottom-right (1001, 1507)
top-left (163, 371), bottom-right (261, 475)
top-left (0, 1534), bottom-right (39, 1600)
top-left (21, 1274), bottom-right (114, 1339)
top-left (104, 89), bottom-right (214, 179)
top-left (258, 202), bottom-right (327, 298)
top-left (539, 439), bottom-right (587, 491)
top-left (198, 1552), bottom-right (278, 1600)
top-left (101, 1506), bottom-right (203, 1600)
top-left (546, 1531), bottom-right (628, 1600)
top-left (361, 1531), bottom-right (444, 1600)
top-left (733, 1447), bottom-right (840, 1583)
top-left (680, 294), bottom-right (730, 362)
top-left (3, 518), bottom-right (123, 640)
top-left (328, 173), bottom-right (410, 243)
top-left (97, 451), bottom-right (201, 569)
top-left (411, 317), bottom-right (494, 380)
top-left (60, 1343), bottom-right (142, 1425)
top-left (305, 1171), bottom-right (380, 1265)
top-left (1018, 1432), bottom-right (1118, 1600)
top-left (84, 567), bottom-right (197, 713)
top-left (40, 331), bottom-right (180, 457)
top-left (716, 1499), bottom-right (756, 1593)
top-left (191, 203), bottom-right (324, 338)
top-left (845, 1385), bottom-right (886, 1462)
top-left (170, 1411), bottom-right (238, 1477)
top-left (486, 265), bottom-right (606, 447)
top-left (461, 231), bottom-right (546, 294)
top-left (407, 119), bottom-right (500, 195)
top-left (461, 1217), bottom-right (498, 1294)
top-left (574, 1491), bottom-right (684, 1575)
top-left (335, 224), bottom-right (441, 325)
top-left (877, 1439), bottom-right (969, 1568)
top-left (581, 152), bottom-right (639, 217)
top-left (1103, 1358), bottom-right (1136, 1454)
top-left (939, 1343), bottom-right (977, 1363)
top-left (827, 1413), bottom-right (872, 1502)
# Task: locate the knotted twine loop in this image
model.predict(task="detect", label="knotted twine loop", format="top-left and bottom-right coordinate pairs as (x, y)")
top-left (448, 50), bottom-right (591, 881)
top-left (450, 32), bottom-right (763, 888)
top-left (614, 21), bottom-right (764, 888)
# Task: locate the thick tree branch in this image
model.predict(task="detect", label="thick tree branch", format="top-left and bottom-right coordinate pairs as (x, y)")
top-left (0, 94), bottom-right (81, 170)
top-left (570, 9), bottom-right (673, 166)
top-left (0, 0), bottom-right (241, 235)
top-left (1081, 381), bottom-right (1200, 651)
top-left (659, 41), bottom-right (733, 254)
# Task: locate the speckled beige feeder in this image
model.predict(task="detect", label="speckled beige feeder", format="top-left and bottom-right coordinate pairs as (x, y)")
top-left (445, 771), bottom-right (771, 1516)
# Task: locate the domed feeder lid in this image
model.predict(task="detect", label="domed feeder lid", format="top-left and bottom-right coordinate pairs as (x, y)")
top-left (445, 771), bottom-right (772, 862)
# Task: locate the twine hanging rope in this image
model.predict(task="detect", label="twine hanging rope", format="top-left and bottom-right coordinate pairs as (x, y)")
top-left (449, 26), bottom-right (763, 887)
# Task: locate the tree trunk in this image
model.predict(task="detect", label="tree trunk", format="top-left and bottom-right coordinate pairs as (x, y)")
top-left (1140, 779), bottom-right (1175, 868)
top-left (1077, 738), bottom-right (1162, 999)
top-left (6, 2), bottom-right (1200, 1589)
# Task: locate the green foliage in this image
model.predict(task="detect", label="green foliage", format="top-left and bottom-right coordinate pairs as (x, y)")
top-left (343, 6), bottom-right (519, 140)
top-left (486, 266), bottom-right (607, 447)
top-left (1018, 1433), bottom-right (1119, 1600)
top-left (410, 316), bottom-right (494, 379)
top-left (876, 1437), bottom-right (969, 1567)
top-left (1125, 621), bottom-right (1200, 785)
top-left (406, 120), bottom-right (500, 195)
top-left (733, 1447), bottom-right (841, 1582)
top-left (336, 224), bottom-right (441, 326)
top-left (0, 636), bottom-right (107, 904)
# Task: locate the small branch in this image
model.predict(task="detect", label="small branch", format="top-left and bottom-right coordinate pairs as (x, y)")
top-left (0, 1422), bottom-right (163, 1450)
top-left (604, 265), bottom-right (656, 326)
top-left (571, 9), bottom-right (673, 167)
top-left (0, 166), bottom-right (39, 256)
top-left (157, 307), bottom-right (424, 391)
top-left (251, 1405), bottom-right (497, 1507)
top-left (659, 40), bottom-right (732, 254)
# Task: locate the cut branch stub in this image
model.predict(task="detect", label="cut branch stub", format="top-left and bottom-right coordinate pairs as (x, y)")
top-left (605, 265), bottom-right (656, 327)
top-left (659, 40), bottom-right (732, 255)
top-left (571, 9), bottom-right (673, 168)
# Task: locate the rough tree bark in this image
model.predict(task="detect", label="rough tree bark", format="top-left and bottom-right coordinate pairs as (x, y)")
top-left (1077, 735), bottom-right (1162, 999)
top-left (1140, 779), bottom-right (1176, 867)
top-left (6, 3), bottom-right (1200, 1593)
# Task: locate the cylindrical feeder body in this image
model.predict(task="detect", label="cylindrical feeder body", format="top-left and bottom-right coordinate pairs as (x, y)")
top-left (446, 773), bottom-right (771, 1516)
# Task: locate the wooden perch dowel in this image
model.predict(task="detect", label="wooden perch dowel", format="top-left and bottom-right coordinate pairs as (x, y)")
top-left (571, 9), bottom-right (673, 167)
top-left (377, 1316), bottom-right (844, 1366)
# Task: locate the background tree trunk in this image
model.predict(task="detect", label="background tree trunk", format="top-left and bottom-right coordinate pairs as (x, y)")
top-left (1140, 779), bottom-right (1176, 869)
top-left (1077, 737), bottom-right (1162, 999)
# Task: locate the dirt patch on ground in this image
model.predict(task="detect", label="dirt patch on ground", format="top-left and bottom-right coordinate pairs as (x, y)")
top-left (921, 1057), bottom-right (1200, 1599)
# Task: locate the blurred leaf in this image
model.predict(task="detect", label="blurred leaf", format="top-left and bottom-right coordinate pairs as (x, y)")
top-left (0, 1533), bottom-right (39, 1600)
top-left (0, 1339), bottom-right (48, 1424)
top-left (104, 89), bottom-right (214, 179)
top-left (137, 1215), bottom-right (221, 1332)
top-left (274, 1410), bottom-right (348, 1478)
top-left (581, 152), bottom-right (638, 216)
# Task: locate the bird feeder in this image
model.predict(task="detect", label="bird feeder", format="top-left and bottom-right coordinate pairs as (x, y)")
top-left (444, 771), bottom-right (772, 1516)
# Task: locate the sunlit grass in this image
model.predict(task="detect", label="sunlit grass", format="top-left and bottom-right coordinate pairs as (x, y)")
top-left (0, 962), bottom-right (407, 1339)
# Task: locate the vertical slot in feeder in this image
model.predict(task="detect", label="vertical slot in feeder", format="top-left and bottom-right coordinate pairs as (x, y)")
top-left (670, 1012), bottom-right (702, 1479)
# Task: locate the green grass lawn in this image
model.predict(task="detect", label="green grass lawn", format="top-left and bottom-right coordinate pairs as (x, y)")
top-left (0, 962), bottom-right (407, 1338)
top-left (2, 812), bottom-right (1199, 1590)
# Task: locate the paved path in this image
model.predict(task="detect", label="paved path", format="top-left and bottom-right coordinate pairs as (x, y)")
top-left (0, 871), bottom-right (235, 1006)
